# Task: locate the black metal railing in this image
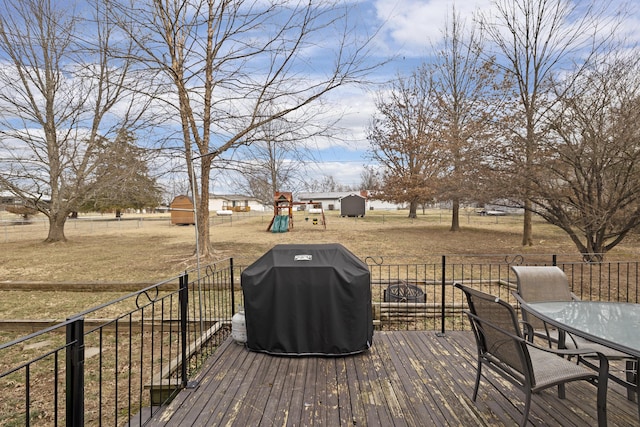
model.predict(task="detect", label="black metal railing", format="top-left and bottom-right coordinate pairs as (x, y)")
top-left (2, 254), bottom-right (639, 426)
top-left (0, 259), bottom-right (235, 426)
top-left (367, 254), bottom-right (640, 333)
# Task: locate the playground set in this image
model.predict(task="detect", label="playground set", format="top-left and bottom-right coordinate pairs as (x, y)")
top-left (266, 192), bottom-right (326, 232)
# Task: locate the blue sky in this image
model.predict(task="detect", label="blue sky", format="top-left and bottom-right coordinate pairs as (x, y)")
top-left (294, 0), bottom-right (640, 191)
top-left (2, 0), bottom-right (637, 197)
top-left (296, 0), bottom-right (496, 189)
top-left (206, 0), bottom-right (499, 193)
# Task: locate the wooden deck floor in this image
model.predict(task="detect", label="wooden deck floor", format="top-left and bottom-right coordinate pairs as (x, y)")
top-left (142, 331), bottom-right (639, 426)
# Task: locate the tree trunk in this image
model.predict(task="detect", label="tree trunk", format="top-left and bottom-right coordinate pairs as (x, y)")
top-left (195, 158), bottom-right (215, 258)
top-left (522, 111), bottom-right (535, 247)
top-left (44, 212), bottom-right (68, 243)
top-left (522, 199), bottom-right (533, 246)
top-left (408, 200), bottom-right (418, 218)
top-left (450, 198), bottom-right (460, 232)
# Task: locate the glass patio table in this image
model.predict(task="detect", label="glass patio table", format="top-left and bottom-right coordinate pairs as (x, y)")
top-left (521, 300), bottom-right (640, 421)
top-left (521, 301), bottom-right (640, 358)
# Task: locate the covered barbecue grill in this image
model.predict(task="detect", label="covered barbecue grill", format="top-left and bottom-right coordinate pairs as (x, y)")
top-left (241, 243), bottom-right (373, 356)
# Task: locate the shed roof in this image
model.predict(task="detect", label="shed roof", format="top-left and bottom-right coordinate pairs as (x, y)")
top-left (339, 193), bottom-right (366, 200)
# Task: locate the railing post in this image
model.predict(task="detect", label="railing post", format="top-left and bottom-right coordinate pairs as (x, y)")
top-left (65, 316), bottom-right (84, 427)
top-left (439, 255), bottom-right (446, 336)
top-left (179, 272), bottom-right (189, 388)
top-left (230, 258), bottom-right (235, 316)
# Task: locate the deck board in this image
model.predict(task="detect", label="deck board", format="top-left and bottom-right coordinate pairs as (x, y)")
top-left (143, 331), bottom-right (639, 426)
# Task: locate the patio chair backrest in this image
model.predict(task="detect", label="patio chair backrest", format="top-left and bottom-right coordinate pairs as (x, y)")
top-left (511, 266), bottom-right (573, 329)
top-left (457, 283), bottom-right (531, 381)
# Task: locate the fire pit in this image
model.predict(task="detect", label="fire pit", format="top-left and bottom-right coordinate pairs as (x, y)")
top-left (384, 282), bottom-right (426, 303)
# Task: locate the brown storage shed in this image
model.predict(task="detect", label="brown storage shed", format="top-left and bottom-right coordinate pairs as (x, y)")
top-left (170, 195), bottom-right (195, 225)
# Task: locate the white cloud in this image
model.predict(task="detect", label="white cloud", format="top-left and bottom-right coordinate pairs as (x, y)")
top-left (305, 160), bottom-right (369, 188)
top-left (326, 85), bottom-right (378, 148)
top-left (373, 0), bottom-right (492, 56)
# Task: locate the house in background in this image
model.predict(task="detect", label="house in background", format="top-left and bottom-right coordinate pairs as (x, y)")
top-left (297, 191), bottom-right (403, 212)
top-left (208, 194), bottom-right (268, 213)
top-left (0, 190), bottom-right (51, 211)
top-left (0, 191), bottom-right (20, 209)
top-left (170, 194), bottom-right (267, 224)
top-left (297, 192), bottom-right (351, 211)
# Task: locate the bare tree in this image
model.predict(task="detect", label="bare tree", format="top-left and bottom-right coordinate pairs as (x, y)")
top-left (229, 105), bottom-right (335, 206)
top-left (367, 68), bottom-right (443, 218)
top-left (306, 175), bottom-right (350, 193)
top-left (479, 0), bottom-right (619, 246)
top-left (0, 0), bottom-right (155, 242)
top-left (359, 166), bottom-right (380, 191)
top-left (530, 55), bottom-right (640, 260)
top-left (234, 138), bottom-right (303, 206)
top-left (114, 0), bottom-right (380, 258)
top-left (430, 7), bottom-right (506, 231)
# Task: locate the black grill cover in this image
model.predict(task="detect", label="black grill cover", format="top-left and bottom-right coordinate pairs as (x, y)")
top-left (241, 243), bottom-right (373, 356)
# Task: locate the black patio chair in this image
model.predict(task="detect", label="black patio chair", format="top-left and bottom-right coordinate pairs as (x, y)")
top-left (511, 265), bottom-right (637, 404)
top-left (455, 283), bottom-right (609, 427)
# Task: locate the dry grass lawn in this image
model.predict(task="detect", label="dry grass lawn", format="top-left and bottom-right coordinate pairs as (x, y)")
top-left (1, 208), bottom-right (639, 320)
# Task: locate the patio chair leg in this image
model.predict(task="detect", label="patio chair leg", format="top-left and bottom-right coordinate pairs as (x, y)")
top-left (625, 359), bottom-right (640, 421)
top-left (596, 387), bottom-right (608, 427)
top-left (520, 391), bottom-right (532, 427)
top-left (626, 360), bottom-right (637, 402)
top-left (472, 360), bottom-right (482, 401)
top-left (598, 357), bottom-right (609, 427)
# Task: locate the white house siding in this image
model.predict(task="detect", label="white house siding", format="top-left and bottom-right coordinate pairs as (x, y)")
top-left (208, 195), bottom-right (268, 213)
top-left (367, 200), bottom-right (402, 210)
top-left (297, 191), bottom-right (403, 211)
